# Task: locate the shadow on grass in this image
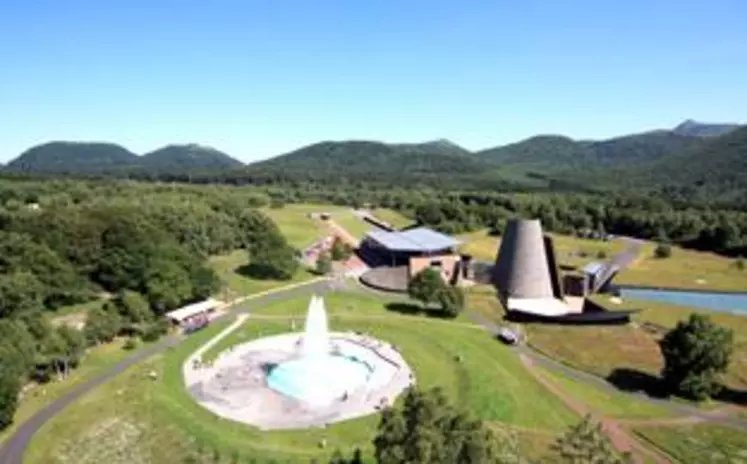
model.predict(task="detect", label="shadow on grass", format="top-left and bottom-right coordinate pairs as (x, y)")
top-left (607, 368), bottom-right (747, 406)
top-left (236, 263), bottom-right (294, 281)
top-left (606, 368), bottom-right (669, 399)
top-left (385, 302), bottom-right (453, 319)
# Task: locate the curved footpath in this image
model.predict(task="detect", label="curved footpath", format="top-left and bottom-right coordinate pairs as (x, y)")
top-left (0, 278), bottom-right (330, 464)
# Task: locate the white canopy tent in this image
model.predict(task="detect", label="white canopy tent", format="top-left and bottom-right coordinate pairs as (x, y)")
top-left (165, 298), bottom-right (222, 324)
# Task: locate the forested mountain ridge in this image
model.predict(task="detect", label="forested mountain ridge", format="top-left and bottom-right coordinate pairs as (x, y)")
top-left (476, 130), bottom-right (704, 173)
top-left (141, 144), bottom-right (244, 171)
top-left (246, 140), bottom-right (490, 176)
top-left (3, 141), bottom-right (245, 174)
top-left (3, 119), bottom-right (744, 202)
top-left (673, 119), bottom-right (740, 138)
top-left (4, 142), bottom-right (141, 174)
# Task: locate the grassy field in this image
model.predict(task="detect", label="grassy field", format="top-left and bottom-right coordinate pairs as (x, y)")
top-left (458, 229), bottom-right (746, 292)
top-left (261, 203), bottom-right (411, 247)
top-left (535, 366), bottom-right (675, 420)
top-left (208, 249), bottom-right (317, 299)
top-left (0, 338), bottom-right (144, 445)
top-left (260, 203), bottom-right (345, 248)
top-left (528, 298), bottom-right (747, 392)
top-left (635, 424), bottom-right (747, 463)
top-left (615, 243), bottom-right (747, 292)
top-left (369, 208), bottom-right (413, 230)
top-left (457, 229), bottom-right (626, 269)
top-left (25, 291), bottom-right (578, 463)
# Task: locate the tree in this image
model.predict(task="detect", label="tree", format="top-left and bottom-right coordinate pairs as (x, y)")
top-left (112, 290), bottom-right (152, 324)
top-left (437, 286), bottom-right (465, 318)
top-left (373, 387), bottom-right (522, 464)
top-left (330, 237), bottom-right (352, 261)
top-left (0, 271), bottom-right (45, 318)
top-left (56, 325), bottom-right (87, 375)
top-left (84, 306), bottom-right (122, 345)
top-left (659, 313), bottom-right (734, 400)
top-left (0, 362), bottom-right (21, 431)
top-left (553, 415), bottom-right (626, 464)
top-left (144, 258), bottom-right (193, 314)
top-left (654, 243), bottom-right (672, 259)
top-left (407, 268), bottom-right (445, 308)
top-left (246, 229), bottom-right (299, 280)
top-left (315, 252), bottom-right (333, 275)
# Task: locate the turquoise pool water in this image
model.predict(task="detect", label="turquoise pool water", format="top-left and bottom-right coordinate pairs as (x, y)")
top-left (267, 354), bottom-right (372, 407)
top-left (619, 287), bottom-right (747, 316)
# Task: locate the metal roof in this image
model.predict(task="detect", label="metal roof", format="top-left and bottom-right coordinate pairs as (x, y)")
top-left (165, 298), bottom-right (221, 323)
top-left (582, 262), bottom-right (606, 276)
top-left (365, 227), bottom-right (460, 252)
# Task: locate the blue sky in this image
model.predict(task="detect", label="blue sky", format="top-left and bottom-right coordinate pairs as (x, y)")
top-left (1, 0), bottom-right (745, 162)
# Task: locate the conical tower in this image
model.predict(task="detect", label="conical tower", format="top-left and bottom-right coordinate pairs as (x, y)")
top-left (492, 219), bottom-right (555, 300)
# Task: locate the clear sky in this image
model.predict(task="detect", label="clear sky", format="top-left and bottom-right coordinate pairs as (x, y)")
top-left (1, 0), bottom-right (745, 163)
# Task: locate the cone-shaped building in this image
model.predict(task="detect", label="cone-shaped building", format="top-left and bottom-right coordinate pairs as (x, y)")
top-left (492, 218), bottom-right (635, 324)
top-left (493, 219), bottom-right (556, 300)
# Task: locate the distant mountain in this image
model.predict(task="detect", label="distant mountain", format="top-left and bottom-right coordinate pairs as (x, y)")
top-left (476, 131), bottom-right (700, 173)
top-left (3, 142), bottom-right (140, 174)
top-left (647, 126), bottom-right (747, 191)
top-left (672, 119), bottom-right (740, 138)
top-left (390, 139), bottom-right (473, 156)
top-left (141, 144), bottom-right (243, 171)
top-left (476, 135), bottom-right (592, 171)
top-left (2, 141), bottom-right (243, 175)
top-left (247, 140), bottom-right (488, 176)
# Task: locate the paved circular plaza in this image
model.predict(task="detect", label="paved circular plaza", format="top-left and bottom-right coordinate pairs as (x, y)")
top-left (184, 329), bottom-right (414, 430)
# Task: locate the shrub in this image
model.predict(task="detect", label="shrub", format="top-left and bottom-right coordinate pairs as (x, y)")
top-left (141, 318), bottom-right (171, 342)
top-left (654, 243), bottom-right (672, 259)
top-left (436, 286), bottom-right (465, 318)
top-left (315, 253), bottom-right (333, 275)
top-left (122, 338), bottom-right (138, 351)
top-left (736, 257), bottom-right (745, 271)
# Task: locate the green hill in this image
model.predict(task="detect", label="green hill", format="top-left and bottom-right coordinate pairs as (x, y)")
top-left (141, 144), bottom-right (243, 171)
top-left (672, 119), bottom-right (741, 138)
top-left (476, 131), bottom-right (700, 173)
top-left (4, 142), bottom-right (139, 174)
top-left (644, 126), bottom-right (747, 200)
top-left (247, 140), bottom-right (489, 176)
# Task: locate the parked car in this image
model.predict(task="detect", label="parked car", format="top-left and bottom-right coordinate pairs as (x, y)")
top-left (497, 327), bottom-right (519, 345)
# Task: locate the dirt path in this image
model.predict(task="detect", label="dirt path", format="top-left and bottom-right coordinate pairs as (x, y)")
top-left (325, 218), bottom-right (360, 248)
top-left (519, 353), bottom-right (673, 464)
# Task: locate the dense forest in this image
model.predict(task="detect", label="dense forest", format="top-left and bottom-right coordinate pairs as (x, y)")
top-left (0, 179), bottom-right (298, 430)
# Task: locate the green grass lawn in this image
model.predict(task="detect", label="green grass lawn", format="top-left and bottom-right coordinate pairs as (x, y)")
top-left (634, 424), bottom-right (747, 463)
top-left (369, 208), bottom-right (413, 230)
top-left (535, 366), bottom-right (675, 420)
top-left (208, 249), bottom-right (317, 299)
top-left (261, 203), bottom-right (345, 249)
top-left (25, 292), bottom-right (578, 463)
top-left (0, 338), bottom-right (145, 445)
top-left (458, 229), bottom-right (626, 269)
top-left (528, 297), bottom-right (747, 394)
top-left (615, 243), bottom-right (747, 292)
top-left (262, 203), bottom-right (414, 247)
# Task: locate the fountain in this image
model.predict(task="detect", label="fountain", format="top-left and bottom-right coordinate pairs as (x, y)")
top-left (266, 295), bottom-right (372, 407)
top-left (299, 295), bottom-right (330, 358)
top-left (185, 294), bottom-right (414, 429)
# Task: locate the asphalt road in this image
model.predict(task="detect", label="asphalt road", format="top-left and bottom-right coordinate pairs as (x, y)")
top-left (0, 279), bottom-right (330, 464)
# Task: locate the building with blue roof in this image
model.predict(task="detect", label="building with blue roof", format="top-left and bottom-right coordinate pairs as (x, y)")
top-left (358, 226), bottom-right (471, 292)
